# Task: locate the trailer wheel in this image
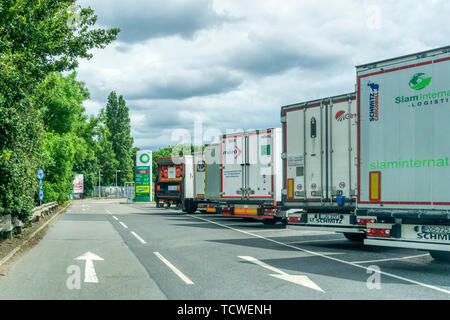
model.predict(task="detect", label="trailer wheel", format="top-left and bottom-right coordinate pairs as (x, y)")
top-left (181, 201), bottom-right (188, 213)
top-left (187, 205), bottom-right (198, 214)
top-left (343, 233), bottom-right (366, 242)
top-left (429, 251), bottom-right (450, 263)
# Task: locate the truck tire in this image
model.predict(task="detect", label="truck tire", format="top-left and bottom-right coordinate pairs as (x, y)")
top-left (181, 201), bottom-right (188, 213)
top-left (429, 251), bottom-right (450, 262)
top-left (343, 233), bottom-right (366, 242)
top-left (187, 205), bottom-right (198, 214)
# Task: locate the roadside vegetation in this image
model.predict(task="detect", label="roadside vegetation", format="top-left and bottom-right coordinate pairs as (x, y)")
top-left (0, 1), bottom-right (131, 224)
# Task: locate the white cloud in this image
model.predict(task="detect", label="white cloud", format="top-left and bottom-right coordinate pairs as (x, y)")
top-left (75, 0), bottom-right (450, 150)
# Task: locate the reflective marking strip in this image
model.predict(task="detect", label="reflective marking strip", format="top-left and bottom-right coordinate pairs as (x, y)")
top-left (369, 171), bottom-right (381, 202)
top-left (288, 179), bottom-right (294, 199)
top-left (235, 208), bottom-right (258, 214)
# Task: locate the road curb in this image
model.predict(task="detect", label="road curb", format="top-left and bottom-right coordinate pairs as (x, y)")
top-left (0, 202), bottom-right (71, 268)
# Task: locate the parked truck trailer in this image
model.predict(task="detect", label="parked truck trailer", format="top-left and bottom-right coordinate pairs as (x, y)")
top-left (356, 46), bottom-right (450, 259)
top-left (281, 93), bottom-right (367, 240)
top-left (218, 128), bottom-right (283, 224)
top-left (194, 144), bottom-right (221, 213)
top-left (155, 156), bottom-right (197, 213)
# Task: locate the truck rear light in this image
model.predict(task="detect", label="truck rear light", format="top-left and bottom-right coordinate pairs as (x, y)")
top-left (177, 185), bottom-right (180, 191)
top-left (357, 218), bottom-right (376, 225)
top-left (222, 207), bottom-right (230, 213)
top-left (367, 228), bottom-right (391, 238)
top-left (156, 185), bottom-right (160, 191)
top-left (265, 209), bottom-right (276, 213)
top-left (288, 217), bottom-right (301, 223)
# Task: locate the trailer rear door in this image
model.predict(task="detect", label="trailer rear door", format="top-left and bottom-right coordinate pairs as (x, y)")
top-left (221, 133), bottom-right (244, 198)
top-left (247, 130), bottom-right (274, 199)
top-left (357, 49), bottom-right (450, 210)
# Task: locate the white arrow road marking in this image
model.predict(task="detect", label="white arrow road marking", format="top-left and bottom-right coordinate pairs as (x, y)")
top-left (154, 252), bottom-right (194, 285)
top-left (75, 252), bottom-right (104, 283)
top-left (112, 216), bottom-right (118, 221)
top-left (191, 215), bottom-right (450, 295)
top-left (239, 256), bottom-right (324, 293)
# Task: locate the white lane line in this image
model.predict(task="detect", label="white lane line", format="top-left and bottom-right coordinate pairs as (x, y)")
top-left (239, 229), bottom-right (289, 233)
top-left (119, 222), bottom-right (128, 229)
top-left (154, 252), bottom-right (194, 285)
top-left (286, 238), bottom-right (346, 244)
top-left (188, 214), bottom-right (450, 296)
top-left (112, 216), bottom-right (118, 221)
top-left (106, 210), bottom-right (112, 215)
top-left (131, 231), bottom-right (147, 244)
top-left (352, 254), bottom-right (430, 265)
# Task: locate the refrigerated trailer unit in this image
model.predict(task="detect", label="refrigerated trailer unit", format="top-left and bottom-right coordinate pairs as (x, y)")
top-left (281, 93), bottom-right (367, 239)
top-left (356, 46), bottom-right (450, 258)
top-left (218, 128), bottom-right (283, 223)
top-left (155, 156), bottom-right (196, 213)
top-left (193, 144), bottom-right (221, 213)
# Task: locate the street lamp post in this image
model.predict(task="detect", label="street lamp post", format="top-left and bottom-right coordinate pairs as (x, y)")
top-left (115, 170), bottom-right (121, 187)
top-left (98, 171), bottom-right (102, 198)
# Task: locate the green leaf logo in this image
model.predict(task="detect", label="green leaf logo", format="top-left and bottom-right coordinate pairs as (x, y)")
top-left (409, 73), bottom-right (432, 90)
top-left (140, 154), bottom-right (150, 163)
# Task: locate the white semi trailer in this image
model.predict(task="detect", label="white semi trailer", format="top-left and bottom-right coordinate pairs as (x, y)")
top-left (218, 128), bottom-right (283, 224)
top-left (356, 46), bottom-right (450, 260)
top-left (281, 93), bottom-right (367, 241)
top-left (193, 144), bottom-right (221, 213)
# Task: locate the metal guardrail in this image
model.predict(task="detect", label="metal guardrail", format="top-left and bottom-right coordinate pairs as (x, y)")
top-left (0, 202), bottom-right (58, 239)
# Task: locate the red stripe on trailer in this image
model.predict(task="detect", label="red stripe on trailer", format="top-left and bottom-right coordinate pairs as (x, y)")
top-left (433, 56), bottom-right (450, 63)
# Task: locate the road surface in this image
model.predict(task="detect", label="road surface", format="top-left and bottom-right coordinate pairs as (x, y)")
top-left (0, 199), bottom-right (449, 300)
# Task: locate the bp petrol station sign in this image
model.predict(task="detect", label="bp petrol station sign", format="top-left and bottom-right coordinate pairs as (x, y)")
top-left (135, 150), bottom-right (152, 202)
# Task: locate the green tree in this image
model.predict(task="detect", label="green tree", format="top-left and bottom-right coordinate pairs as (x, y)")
top-left (0, 0), bottom-right (119, 221)
top-left (105, 92), bottom-right (134, 186)
top-left (34, 72), bottom-right (97, 201)
top-left (95, 109), bottom-right (119, 186)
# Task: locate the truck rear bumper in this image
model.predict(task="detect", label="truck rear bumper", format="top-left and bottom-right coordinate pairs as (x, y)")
top-left (287, 224), bottom-right (365, 233)
top-left (222, 213), bottom-right (275, 220)
top-left (364, 239), bottom-right (450, 252)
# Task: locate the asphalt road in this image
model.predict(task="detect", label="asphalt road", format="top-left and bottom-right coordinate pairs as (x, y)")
top-left (1, 199), bottom-right (450, 300)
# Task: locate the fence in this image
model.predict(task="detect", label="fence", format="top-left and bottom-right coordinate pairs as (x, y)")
top-left (0, 202), bottom-right (58, 239)
top-left (92, 185), bottom-right (135, 200)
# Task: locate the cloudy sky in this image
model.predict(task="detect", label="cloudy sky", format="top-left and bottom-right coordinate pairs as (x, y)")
top-left (75, 0), bottom-right (450, 151)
